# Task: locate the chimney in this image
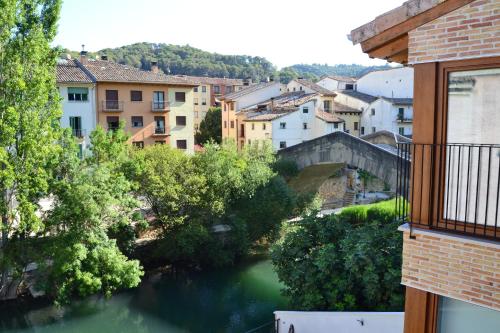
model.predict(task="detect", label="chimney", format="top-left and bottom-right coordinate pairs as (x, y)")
top-left (79, 44), bottom-right (88, 65)
top-left (270, 97), bottom-right (275, 112)
top-left (151, 61), bottom-right (159, 74)
top-left (101, 54), bottom-right (108, 61)
top-left (243, 77), bottom-right (252, 86)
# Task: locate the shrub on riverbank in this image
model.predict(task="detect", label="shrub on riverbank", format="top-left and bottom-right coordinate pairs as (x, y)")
top-left (271, 200), bottom-right (404, 311)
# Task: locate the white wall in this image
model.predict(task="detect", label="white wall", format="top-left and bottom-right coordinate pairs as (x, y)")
top-left (317, 77), bottom-right (355, 91)
top-left (286, 80), bottom-right (316, 94)
top-left (360, 99), bottom-right (413, 136)
top-left (59, 83), bottom-right (97, 152)
top-left (235, 83), bottom-right (282, 110)
top-left (335, 92), bottom-right (370, 112)
top-left (275, 311), bottom-right (404, 333)
top-left (357, 67), bottom-right (414, 98)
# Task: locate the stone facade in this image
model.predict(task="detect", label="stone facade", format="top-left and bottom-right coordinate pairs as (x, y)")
top-left (408, 0), bottom-right (500, 64)
top-left (400, 225), bottom-right (500, 311)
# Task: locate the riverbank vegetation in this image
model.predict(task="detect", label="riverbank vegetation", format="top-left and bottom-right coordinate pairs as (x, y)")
top-left (271, 200), bottom-right (404, 311)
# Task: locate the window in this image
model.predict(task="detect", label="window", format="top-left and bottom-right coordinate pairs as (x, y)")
top-left (130, 90), bottom-right (142, 101)
top-left (230, 103), bottom-right (234, 111)
top-left (299, 86), bottom-right (303, 91)
top-left (132, 141), bottom-right (144, 149)
top-left (69, 116), bottom-right (82, 137)
top-left (262, 123), bottom-right (266, 130)
top-left (68, 87), bottom-right (89, 101)
top-left (107, 116), bottom-right (119, 131)
top-left (372, 126), bottom-right (376, 133)
top-left (437, 296), bottom-right (499, 333)
top-left (279, 141), bottom-right (287, 149)
top-left (202, 98), bottom-right (207, 106)
top-left (176, 140), bottom-right (187, 150)
top-left (176, 116), bottom-right (186, 126)
top-left (155, 116), bottom-right (166, 134)
top-left (361, 126), bottom-right (365, 135)
top-left (131, 116), bottom-right (143, 127)
top-left (225, 86), bottom-right (232, 94)
top-left (230, 120), bottom-right (234, 128)
top-left (155, 141), bottom-right (165, 145)
top-left (354, 122), bottom-right (359, 130)
top-left (334, 123), bottom-right (339, 129)
top-left (280, 122), bottom-right (286, 129)
top-left (105, 90), bottom-right (119, 109)
top-left (303, 107), bottom-right (309, 114)
top-left (224, 121), bottom-right (227, 128)
top-left (194, 87), bottom-right (198, 93)
top-left (194, 98), bottom-right (199, 105)
top-left (323, 100), bottom-right (332, 112)
top-left (371, 108), bottom-right (375, 116)
top-left (345, 84), bottom-right (354, 90)
top-left (224, 104), bottom-right (227, 111)
top-left (213, 85), bottom-right (220, 94)
top-left (303, 123), bottom-right (308, 130)
top-left (398, 107), bottom-right (404, 120)
top-left (194, 111), bottom-right (199, 118)
top-left (175, 92), bottom-right (186, 102)
top-left (202, 86), bottom-right (207, 93)
top-left (399, 127), bottom-right (405, 135)
top-left (251, 123), bottom-right (255, 130)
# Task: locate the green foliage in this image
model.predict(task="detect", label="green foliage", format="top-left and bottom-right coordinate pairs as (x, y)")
top-left (273, 158), bottom-right (299, 180)
top-left (283, 63), bottom-right (393, 80)
top-left (358, 169), bottom-right (376, 197)
top-left (195, 107), bottom-right (222, 145)
top-left (271, 200), bottom-right (404, 311)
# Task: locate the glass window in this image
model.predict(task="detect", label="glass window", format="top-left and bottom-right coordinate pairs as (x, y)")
top-left (202, 86), bottom-right (207, 93)
top-left (303, 107), bottom-right (309, 114)
top-left (280, 141), bottom-right (287, 149)
top-left (399, 127), bottom-right (404, 135)
top-left (175, 92), bottom-right (186, 102)
top-left (202, 98), bottom-right (207, 106)
top-left (131, 116), bottom-right (143, 127)
top-left (354, 122), bottom-right (359, 130)
top-left (176, 116), bottom-right (186, 126)
top-left (303, 123), bottom-right (308, 129)
top-left (438, 297), bottom-right (500, 333)
top-left (68, 87), bottom-right (88, 102)
top-left (176, 140), bottom-right (187, 150)
top-left (334, 123), bottom-right (339, 129)
top-left (132, 141), bottom-right (144, 149)
top-left (194, 98), bottom-right (199, 105)
top-left (194, 87), bottom-right (198, 93)
top-left (131, 90), bottom-right (142, 101)
top-left (280, 122), bottom-right (286, 129)
top-left (371, 108), bottom-right (375, 116)
top-left (213, 85), bottom-right (220, 94)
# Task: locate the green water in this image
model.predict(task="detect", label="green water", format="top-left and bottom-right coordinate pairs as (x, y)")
top-left (0, 259), bottom-right (288, 333)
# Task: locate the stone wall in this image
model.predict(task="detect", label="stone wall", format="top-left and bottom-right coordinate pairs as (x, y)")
top-left (408, 0), bottom-right (500, 64)
top-left (400, 224), bottom-right (500, 311)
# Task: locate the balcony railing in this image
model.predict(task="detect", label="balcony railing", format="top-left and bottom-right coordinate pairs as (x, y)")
top-left (153, 126), bottom-right (169, 136)
top-left (151, 101), bottom-right (170, 112)
top-left (102, 100), bottom-right (124, 112)
top-left (396, 143), bottom-right (500, 240)
top-left (72, 128), bottom-right (86, 138)
top-left (397, 115), bottom-right (413, 123)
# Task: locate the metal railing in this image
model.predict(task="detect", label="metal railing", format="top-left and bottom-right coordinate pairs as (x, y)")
top-left (101, 100), bottom-right (124, 111)
top-left (396, 143), bottom-right (500, 240)
top-left (397, 115), bottom-right (413, 123)
top-left (151, 101), bottom-right (170, 111)
top-left (72, 128), bottom-right (86, 138)
top-left (153, 126), bottom-right (169, 135)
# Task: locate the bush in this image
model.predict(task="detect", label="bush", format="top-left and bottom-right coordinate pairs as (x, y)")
top-left (271, 200), bottom-right (404, 311)
top-left (273, 158), bottom-right (299, 180)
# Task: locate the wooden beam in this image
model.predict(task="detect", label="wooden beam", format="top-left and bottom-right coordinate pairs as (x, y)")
top-left (368, 34), bottom-right (409, 60)
top-left (361, 0), bottom-right (475, 53)
top-left (387, 49), bottom-right (409, 64)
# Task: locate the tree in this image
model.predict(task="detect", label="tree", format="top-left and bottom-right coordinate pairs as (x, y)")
top-left (0, 0), bottom-right (63, 300)
top-left (271, 201), bottom-right (404, 311)
top-left (358, 169), bottom-right (376, 198)
top-left (195, 107), bottom-right (222, 145)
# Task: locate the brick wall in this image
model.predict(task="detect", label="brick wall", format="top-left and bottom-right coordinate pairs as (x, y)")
top-left (408, 0), bottom-right (500, 64)
top-left (400, 225), bottom-right (500, 310)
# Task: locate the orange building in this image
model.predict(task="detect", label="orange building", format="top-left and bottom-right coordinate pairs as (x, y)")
top-left (80, 54), bottom-right (197, 152)
top-left (351, 0), bottom-right (500, 332)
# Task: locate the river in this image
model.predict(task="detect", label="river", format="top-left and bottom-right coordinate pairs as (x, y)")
top-left (0, 258), bottom-right (289, 333)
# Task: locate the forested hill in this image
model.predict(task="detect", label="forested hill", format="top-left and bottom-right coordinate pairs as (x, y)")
top-left (63, 42), bottom-right (391, 83)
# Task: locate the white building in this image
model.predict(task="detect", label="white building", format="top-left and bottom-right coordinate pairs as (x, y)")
top-left (356, 66), bottom-right (414, 98)
top-left (316, 75), bottom-right (357, 92)
top-left (56, 58), bottom-right (97, 156)
top-left (361, 97), bottom-right (413, 136)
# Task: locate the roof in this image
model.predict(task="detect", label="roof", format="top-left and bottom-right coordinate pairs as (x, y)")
top-left (56, 59), bottom-right (94, 83)
top-left (176, 76), bottom-right (244, 86)
top-left (222, 81), bottom-right (279, 101)
top-left (382, 97), bottom-right (413, 105)
top-left (332, 101), bottom-right (362, 113)
top-left (82, 59), bottom-right (197, 86)
top-left (244, 112), bottom-right (291, 122)
top-left (322, 75), bottom-right (357, 83)
top-left (294, 79), bottom-right (337, 96)
top-left (241, 92), bottom-right (318, 112)
top-left (337, 90), bottom-right (378, 104)
top-left (316, 110), bottom-right (345, 123)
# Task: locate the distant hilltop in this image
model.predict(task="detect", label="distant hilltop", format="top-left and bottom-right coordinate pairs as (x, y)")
top-left (61, 42), bottom-right (393, 83)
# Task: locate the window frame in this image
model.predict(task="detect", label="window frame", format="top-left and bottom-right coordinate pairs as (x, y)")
top-left (176, 116), bottom-right (187, 126)
top-left (131, 116), bottom-right (144, 128)
top-left (130, 90), bottom-right (143, 102)
top-left (175, 92), bottom-right (186, 102)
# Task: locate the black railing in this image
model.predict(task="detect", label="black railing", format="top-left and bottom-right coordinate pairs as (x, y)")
top-left (72, 128), bottom-right (85, 138)
top-left (152, 101), bottom-right (170, 111)
top-left (396, 143), bottom-right (500, 240)
top-left (154, 127), bottom-right (167, 135)
top-left (102, 100), bottom-right (124, 111)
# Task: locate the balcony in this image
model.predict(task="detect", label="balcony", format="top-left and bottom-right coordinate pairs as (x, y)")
top-left (397, 115), bottom-right (413, 123)
top-left (151, 101), bottom-right (170, 112)
top-left (152, 126), bottom-right (169, 136)
top-left (72, 128), bottom-right (86, 138)
top-left (101, 100), bottom-right (124, 112)
top-left (396, 143), bottom-right (500, 241)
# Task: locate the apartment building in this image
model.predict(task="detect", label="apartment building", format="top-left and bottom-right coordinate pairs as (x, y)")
top-left (351, 0), bottom-right (500, 332)
top-left (316, 75), bottom-right (357, 91)
top-left (56, 58), bottom-right (97, 156)
top-left (242, 92), bottom-right (345, 150)
top-left (185, 76), bottom-right (244, 132)
top-left (356, 67), bottom-right (414, 99)
top-left (220, 81), bottom-right (282, 150)
top-left (79, 54), bottom-right (197, 153)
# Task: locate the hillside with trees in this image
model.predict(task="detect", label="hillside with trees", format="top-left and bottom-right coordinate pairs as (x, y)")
top-left (62, 43), bottom-right (392, 83)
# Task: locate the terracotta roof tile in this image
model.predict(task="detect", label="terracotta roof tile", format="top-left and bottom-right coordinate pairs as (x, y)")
top-left (316, 110), bottom-right (345, 123)
top-left (295, 79), bottom-right (337, 96)
top-left (222, 81), bottom-right (279, 101)
top-left (56, 59), bottom-right (94, 83)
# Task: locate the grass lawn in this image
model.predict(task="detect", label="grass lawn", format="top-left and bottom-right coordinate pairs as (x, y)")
top-left (288, 163), bottom-right (345, 194)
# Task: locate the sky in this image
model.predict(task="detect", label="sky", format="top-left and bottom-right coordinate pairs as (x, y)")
top-left (54, 0), bottom-right (405, 69)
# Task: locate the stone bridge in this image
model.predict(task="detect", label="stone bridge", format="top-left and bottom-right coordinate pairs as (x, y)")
top-left (278, 131), bottom-right (409, 191)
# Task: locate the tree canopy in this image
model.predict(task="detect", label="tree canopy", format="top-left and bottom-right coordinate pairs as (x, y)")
top-left (195, 107), bottom-right (222, 145)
